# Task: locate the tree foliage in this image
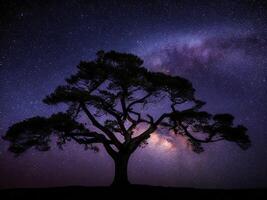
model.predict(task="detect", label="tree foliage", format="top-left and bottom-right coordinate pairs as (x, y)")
top-left (4, 50), bottom-right (251, 158)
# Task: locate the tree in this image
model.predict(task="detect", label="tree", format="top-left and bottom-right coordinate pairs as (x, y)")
top-left (3, 51), bottom-right (251, 186)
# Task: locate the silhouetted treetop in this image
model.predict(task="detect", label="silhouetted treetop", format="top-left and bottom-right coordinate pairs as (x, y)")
top-left (4, 113), bottom-right (97, 154)
top-left (3, 50), bottom-right (251, 185)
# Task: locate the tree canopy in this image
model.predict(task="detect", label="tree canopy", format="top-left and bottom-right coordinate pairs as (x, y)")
top-left (3, 50), bottom-right (251, 185)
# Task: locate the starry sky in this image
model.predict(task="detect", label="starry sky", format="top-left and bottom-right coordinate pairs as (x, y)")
top-left (0, 0), bottom-right (267, 189)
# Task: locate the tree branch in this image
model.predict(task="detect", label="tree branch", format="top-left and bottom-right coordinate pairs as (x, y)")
top-left (120, 94), bottom-right (128, 120)
top-left (130, 112), bottom-right (170, 152)
top-left (118, 90), bottom-right (133, 142)
top-left (80, 102), bottom-right (122, 149)
top-left (178, 121), bottom-right (223, 143)
top-left (89, 93), bottom-right (129, 138)
top-left (127, 92), bottom-right (152, 110)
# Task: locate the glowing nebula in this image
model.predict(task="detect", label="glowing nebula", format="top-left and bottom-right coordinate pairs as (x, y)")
top-left (149, 134), bottom-right (174, 151)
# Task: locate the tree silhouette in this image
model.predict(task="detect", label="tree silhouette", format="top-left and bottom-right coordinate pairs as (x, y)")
top-left (3, 51), bottom-right (251, 186)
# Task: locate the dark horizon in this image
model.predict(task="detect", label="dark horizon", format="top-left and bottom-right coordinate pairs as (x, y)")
top-left (1, 0), bottom-right (267, 189)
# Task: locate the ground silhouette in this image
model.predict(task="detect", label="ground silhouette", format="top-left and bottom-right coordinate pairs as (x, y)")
top-left (1, 185), bottom-right (266, 200)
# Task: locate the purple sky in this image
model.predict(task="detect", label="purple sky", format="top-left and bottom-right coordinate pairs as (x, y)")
top-left (0, 0), bottom-right (267, 189)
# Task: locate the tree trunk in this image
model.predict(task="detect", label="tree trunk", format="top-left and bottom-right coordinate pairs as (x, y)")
top-left (112, 153), bottom-right (130, 186)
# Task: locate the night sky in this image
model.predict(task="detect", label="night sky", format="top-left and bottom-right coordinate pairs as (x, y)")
top-left (1, 0), bottom-right (267, 189)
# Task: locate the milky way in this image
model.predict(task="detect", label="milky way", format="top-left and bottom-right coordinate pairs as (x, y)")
top-left (1, 0), bottom-right (267, 188)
